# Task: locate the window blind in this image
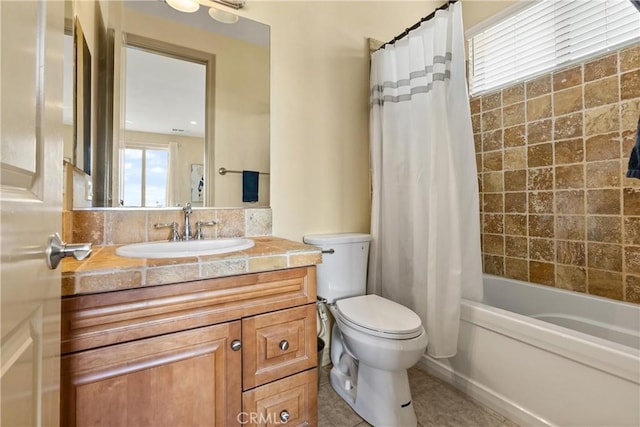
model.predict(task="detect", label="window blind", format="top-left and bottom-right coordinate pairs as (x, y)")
top-left (468, 0), bottom-right (640, 95)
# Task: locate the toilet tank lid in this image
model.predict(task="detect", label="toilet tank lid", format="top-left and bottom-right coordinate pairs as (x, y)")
top-left (303, 233), bottom-right (371, 245)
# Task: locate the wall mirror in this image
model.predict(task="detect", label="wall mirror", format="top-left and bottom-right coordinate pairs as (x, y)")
top-left (63, 0), bottom-right (270, 209)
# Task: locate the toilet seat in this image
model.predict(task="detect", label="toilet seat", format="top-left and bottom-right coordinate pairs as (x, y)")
top-left (333, 294), bottom-right (423, 340)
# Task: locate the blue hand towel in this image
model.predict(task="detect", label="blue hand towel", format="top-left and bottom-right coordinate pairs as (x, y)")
top-left (242, 170), bottom-right (259, 203)
top-left (626, 115), bottom-right (640, 179)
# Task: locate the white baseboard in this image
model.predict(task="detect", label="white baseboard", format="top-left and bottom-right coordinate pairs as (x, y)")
top-left (417, 355), bottom-right (550, 427)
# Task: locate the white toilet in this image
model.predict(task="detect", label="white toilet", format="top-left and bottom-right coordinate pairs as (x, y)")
top-left (303, 233), bottom-right (428, 427)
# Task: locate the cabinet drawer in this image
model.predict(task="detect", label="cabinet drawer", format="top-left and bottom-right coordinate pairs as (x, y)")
top-left (242, 369), bottom-right (317, 427)
top-left (62, 266), bottom-right (316, 353)
top-left (242, 304), bottom-right (317, 389)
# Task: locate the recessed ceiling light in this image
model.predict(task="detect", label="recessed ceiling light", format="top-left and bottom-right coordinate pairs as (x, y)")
top-left (190, 121), bottom-right (197, 125)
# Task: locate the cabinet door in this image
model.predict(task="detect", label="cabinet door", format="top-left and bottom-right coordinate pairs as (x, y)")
top-left (243, 305), bottom-right (317, 389)
top-left (61, 322), bottom-right (242, 427)
top-left (242, 369), bottom-right (318, 427)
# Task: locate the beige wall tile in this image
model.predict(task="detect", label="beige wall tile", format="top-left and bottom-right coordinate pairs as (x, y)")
top-left (587, 216), bottom-right (622, 244)
top-left (624, 217), bottom-right (640, 245)
top-left (584, 76), bottom-right (619, 108)
top-left (505, 214), bottom-right (527, 236)
top-left (528, 167), bottom-right (554, 191)
top-left (483, 151), bottom-right (503, 171)
top-left (554, 113), bottom-right (583, 140)
top-left (528, 143), bottom-right (553, 168)
top-left (587, 189), bottom-right (621, 214)
top-left (504, 170), bottom-right (527, 191)
top-left (503, 83), bottom-right (524, 105)
top-left (72, 210), bottom-right (105, 245)
top-left (483, 172), bottom-right (504, 193)
top-left (483, 234), bottom-right (504, 255)
top-left (248, 255), bottom-right (288, 272)
top-left (529, 214), bottom-right (554, 238)
top-left (482, 129), bottom-right (503, 151)
top-left (555, 138), bottom-right (584, 164)
top-left (483, 194), bottom-right (504, 212)
top-left (625, 275), bottom-right (640, 303)
top-left (585, 132), bottom-right (621, 162)
top-left (482, 109), bottom-right (502, 132)
top-left (505, 236), bottom-right (528, 258)
top-left (470, 97), bottom-right (481, 115)
top-left (553, 65), bottom-right (582, 91)
top-left (586, 160), bottom-right (621, 188)
top-left (588, 269), bottom-right (623, 299)
top-left (585, 104), bottom-right (620, 136)
top-left (482, 91), bottom-right (502, 111)
top-left (621, 69), bottom-right (640, 100)
top-left (527, 95), bottom-right (552, 121)
top-left (624, 188), bottom-right (640, 215)
top-left (146, 264), bottom-right (200, 286)
top-left (484, 255), bottom-right (504, 275)
top-left (556, 265), bottom-right (587, 292)
top-left (472, 114), bottom-right (481, 134)
top-left (556, 215), bottom-right (585, 240)
top-left (557, 241), bottom-right (586, 266)
top-left (528, 191), bottom-right (554, 214)
top-left (554, 86), bottom-right (583, 116)
top-left (505, 257), bottom-right (528, 281)
top-left (526, 75), bottom-right (552, 98)
top-left (620, 45), bottom-right (640, 73)
top-left (246, 208), bottom-right (273, 237)
top-left (216, 209), bottom-right (246, 238)
top-left (505, 192), bottom-right (527, 213)
top-left (503, 102), bottom-right (525, 127)
top-left (105, 211), bottom-right (146, 245)
top-left (503, 148), bottom-right (525, 170)
top-left (620, 99), bottom-right (640, 131)
top-left (529, 238), bottom-right (554, 262)
top-left (624, 246), bottom-right (640, 274)
top-left (529, 260), bottom-right (555, 285)
top-left (556, 190), bottom-right (585, 215)
top-left (483, 214), bottom-right (504, 234)
top-left (555, 164), bottom-right (584, 189)
top-left (504, 125), bottom-right (526, 147)
top-left (584, 53), bottom-right (617, 82)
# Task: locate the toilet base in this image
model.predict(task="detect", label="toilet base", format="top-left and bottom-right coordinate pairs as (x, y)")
top-left (330, 364), bottom-right (418, 427)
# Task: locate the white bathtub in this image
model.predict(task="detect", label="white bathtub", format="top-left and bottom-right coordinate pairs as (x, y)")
top-left (420, 274), bottom-right (640, 427)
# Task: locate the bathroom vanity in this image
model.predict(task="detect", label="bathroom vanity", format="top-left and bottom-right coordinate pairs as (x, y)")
top-left (60, 238), bottom-right (320, 427)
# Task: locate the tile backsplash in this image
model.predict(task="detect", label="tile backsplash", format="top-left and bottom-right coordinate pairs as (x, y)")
top-left (472, 43), bottom-right (640, 303)
top-left (63, 207), bottom-right (272, 246)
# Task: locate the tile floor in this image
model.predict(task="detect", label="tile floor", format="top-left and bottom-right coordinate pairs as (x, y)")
top-left (317, 365), bottom-right (518, 427)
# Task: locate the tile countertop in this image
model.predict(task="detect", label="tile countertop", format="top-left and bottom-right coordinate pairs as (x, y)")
top-left (61, 236), bottom-right (322, 297)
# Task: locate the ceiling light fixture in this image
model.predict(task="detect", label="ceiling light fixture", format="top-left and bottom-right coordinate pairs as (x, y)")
top-left (165, 0), bottom-right (245, 24)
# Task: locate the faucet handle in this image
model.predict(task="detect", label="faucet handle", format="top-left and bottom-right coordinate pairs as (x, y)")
top-left (183, 202), bottom-right (193, 215)
top-left (155, 221), bottom-right (180, 241)
top-left (194, 220), bottom-right (217, 240)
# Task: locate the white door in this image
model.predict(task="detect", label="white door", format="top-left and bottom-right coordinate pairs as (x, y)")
top-left (1, 1), bottom-right (64, 426)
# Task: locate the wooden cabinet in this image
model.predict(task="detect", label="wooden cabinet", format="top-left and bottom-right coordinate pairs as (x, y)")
top-left (61, 267), bottom-right (318, 427)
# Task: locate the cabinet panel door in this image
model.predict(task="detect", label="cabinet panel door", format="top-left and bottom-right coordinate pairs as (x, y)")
top-left (61, 322), bottom-right (242, 427)
top-left (242, 369), bottom-right (318, 427)
top-left (243, 305), bottom-right (317, 390)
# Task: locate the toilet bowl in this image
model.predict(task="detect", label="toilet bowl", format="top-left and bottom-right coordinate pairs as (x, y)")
top-left (303, 233), bottom-right (428, 427)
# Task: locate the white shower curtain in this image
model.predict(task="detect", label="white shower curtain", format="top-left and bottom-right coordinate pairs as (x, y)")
top-left (368, 2), bottom-right (483, 358)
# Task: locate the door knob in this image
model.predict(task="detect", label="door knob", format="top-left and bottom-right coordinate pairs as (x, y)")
top-left (46, 233), bottom-right (92, 269)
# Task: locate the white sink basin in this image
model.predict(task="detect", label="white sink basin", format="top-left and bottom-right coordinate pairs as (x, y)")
top-left (115, 238), bottom-right (255, 259)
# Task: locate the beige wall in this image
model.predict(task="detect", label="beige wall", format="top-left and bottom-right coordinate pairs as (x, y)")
top-left (238, 1), bottom-right (517, 241)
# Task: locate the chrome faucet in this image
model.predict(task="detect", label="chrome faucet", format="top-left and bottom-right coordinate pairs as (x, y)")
top-left (182, 202), bottom-right (193, 240)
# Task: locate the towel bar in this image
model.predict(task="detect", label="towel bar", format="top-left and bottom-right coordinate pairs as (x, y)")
top-left (218, 167), bottom-right (270, 176)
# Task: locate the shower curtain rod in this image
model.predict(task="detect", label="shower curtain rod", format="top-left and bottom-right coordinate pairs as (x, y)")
top-left (374, 0), bottom-right (459, 52)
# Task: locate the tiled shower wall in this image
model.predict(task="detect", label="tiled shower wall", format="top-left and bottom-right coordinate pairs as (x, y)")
top-left (471, 43), bottom-right (640, 303)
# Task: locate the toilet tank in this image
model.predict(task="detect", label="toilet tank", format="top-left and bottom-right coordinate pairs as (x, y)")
top-left (303, 233), bottom-right (371, 303)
